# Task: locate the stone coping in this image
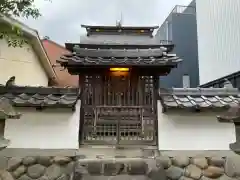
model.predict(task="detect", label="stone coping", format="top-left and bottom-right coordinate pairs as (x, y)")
top-left (161, 150), bottom-right (238, 157)
top-left (0, 149), bottom-right (239, 158)
top-left (0, 149), bottom-right (77, 157)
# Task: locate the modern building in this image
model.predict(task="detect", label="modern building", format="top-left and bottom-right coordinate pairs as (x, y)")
top-left (200, 71), bottom-right (240, 88)
top-left (196, 0), bottom-right (240, 88)
top-left (157, 0), bottom-right (240, 88)
top-left (155, 0), bottom-right (199, 88)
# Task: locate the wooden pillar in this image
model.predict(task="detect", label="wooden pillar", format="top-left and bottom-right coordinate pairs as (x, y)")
top-left (78, 75), bottom-right (85, 146)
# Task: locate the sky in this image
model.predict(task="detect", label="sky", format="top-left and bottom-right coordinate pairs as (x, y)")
top-left (22, 0), bottom-right (192, 45)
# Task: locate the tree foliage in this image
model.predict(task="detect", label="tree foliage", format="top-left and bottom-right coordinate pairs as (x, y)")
top-left (0, 0), bottom-right (48, 47)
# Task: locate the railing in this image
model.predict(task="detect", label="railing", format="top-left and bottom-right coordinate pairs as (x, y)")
top-left (172, 5), bottom-right (196, 15)
top-left (159, 40), bottom-right (173, 45)
top-left (156, 4), bottom-right (196, 42)
top-left (82, 106), bottom-right (156, 145)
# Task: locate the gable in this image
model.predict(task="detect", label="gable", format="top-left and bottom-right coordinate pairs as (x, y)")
top-left (42, 39), bottom-right (78, 87)
top-left (0, 14), bottom-right (57, 86)
top-left (0, 39), bottom-right (49, 86)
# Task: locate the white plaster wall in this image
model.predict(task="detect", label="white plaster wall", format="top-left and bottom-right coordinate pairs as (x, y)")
top-left (157, 101), bottom-right (236, 150)
top-left (0, 39), bottom-right (48, 86)
top-left (4, 100), bottom-right (235, 150)
top-left (4, 101), bottom-right (80, 149)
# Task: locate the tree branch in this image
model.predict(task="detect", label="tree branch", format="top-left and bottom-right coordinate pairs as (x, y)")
top-left (0, 0), bottom-right (50, 47)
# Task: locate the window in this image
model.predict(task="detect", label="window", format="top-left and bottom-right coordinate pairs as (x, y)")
top-left (165, 20), bottom-right (172, 41)
top-left (236, 76), bottom-right (240, 88)
top-left (182, 74), bottom-right (190, 88)
top-left (166, 21), bottom-right (169, 41)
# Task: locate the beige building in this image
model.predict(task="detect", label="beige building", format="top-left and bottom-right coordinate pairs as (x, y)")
top-left (0, 14), bottom-right (57, 86)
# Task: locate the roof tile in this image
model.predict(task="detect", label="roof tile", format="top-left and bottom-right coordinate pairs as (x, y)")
top-left (0, 138), bottom-right (10, 150)
top-left (159, 88), bottom-right (240, 112)
top-left (0, 85), bottom-right (79, 109)
top-left (0, 97), bottom-right (21, 119)
top-left (58, 46), bottom-right (182, 67)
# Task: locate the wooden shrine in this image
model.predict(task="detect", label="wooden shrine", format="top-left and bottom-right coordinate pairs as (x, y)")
top-left (57, 24), bottom-right (182, 146)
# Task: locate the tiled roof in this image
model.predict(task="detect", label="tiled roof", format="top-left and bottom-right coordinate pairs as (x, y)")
top-left (65, 43), bottom-right (175, 52)
top-left (217, 104), bottom-right (240, 123)
top-left (0, 85), bottom-right (79, 109)
top-left (159, 88), bottom-right (240, 112)
top-left (58, 46), bottom-right (182, 67)
top-left (81, 24), bottom-right (159, 30)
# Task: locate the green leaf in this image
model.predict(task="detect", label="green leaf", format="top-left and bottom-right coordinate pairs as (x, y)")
top-left (0, 0), bottom-right (51, 47)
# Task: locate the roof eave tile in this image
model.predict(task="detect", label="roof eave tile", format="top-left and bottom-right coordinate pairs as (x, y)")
top-left (0, 85), bottom-right (79, 110)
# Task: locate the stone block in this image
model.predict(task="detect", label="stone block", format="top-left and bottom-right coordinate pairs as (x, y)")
top-left (87, 162), bottom-right (102, 175)
top-left (191, 157), bottom-right (208, 169)
top-left (17, 175), bottom-right (32, 180)
top-left (185, 164), bottom-right (202, 180)
top-left (179, 176), bottom-right (194, 180)
top-left (127, 160), bottom-right (148, 175)
top-left (53, 157), bottom-right (71, 165)
top-left (208, 157), bottom-right (225, 167)
top-left (22, 157), bottom-right (37, 166)
top-left (12, 165), bottom-right (26, 179)
top-left (0, 170), bottom-right (14, 180)
top-left (45, 164), bottom-right (62, 180)
top-left (165, 166), bottom-right (184, 180)
top-left (156, 156), bottom-right (172, 169)
top-left (27, 164), bottom-right (45, 179)
top-left (224, 156), bottom-right (240, 178)
top-left (37, 156), bottom-right (52, 167)
top-left (103, 162), bottom-right (125, 176)
top-left (0, 157), bottom-right (8, 169)
top-left (147, 166), bottom-right (167, 180)
top-left (7, 158), bottom-right (22, 171)
top-left (56, 174), bottom-right (68, 180)
top-left (172, 156), bottom-right (190, 168)
top-left (202, 166), bottom-right (224, 178)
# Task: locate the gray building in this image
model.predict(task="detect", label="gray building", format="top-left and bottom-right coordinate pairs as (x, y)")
top-left (156, 0), bottom-right (199, 88)
top-left (200, 71), bottom-right (240, 88)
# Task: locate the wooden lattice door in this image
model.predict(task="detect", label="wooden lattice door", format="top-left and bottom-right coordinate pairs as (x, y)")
top-left (80, 74), bottom-right (157, 145)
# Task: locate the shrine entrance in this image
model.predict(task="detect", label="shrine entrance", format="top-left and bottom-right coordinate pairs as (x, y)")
top-left (57, 25), bottom-right (182, 146)
top-left (80, 73), bottom-right (158, 146)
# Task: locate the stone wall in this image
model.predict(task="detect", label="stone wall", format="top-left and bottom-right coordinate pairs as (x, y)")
top-left (0, 156), bottom-right (75, 180)
top-left (0, 155), bottom-right (240, 180)
top-left (157, 156), bottom-right (240, 180)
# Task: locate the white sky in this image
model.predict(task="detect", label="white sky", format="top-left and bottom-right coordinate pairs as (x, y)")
top-left (22, 0), bottom-right (192, 45)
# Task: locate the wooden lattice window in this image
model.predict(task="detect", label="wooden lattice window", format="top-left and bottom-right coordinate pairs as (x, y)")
top-left (80, 75), bottom-right (157, 145)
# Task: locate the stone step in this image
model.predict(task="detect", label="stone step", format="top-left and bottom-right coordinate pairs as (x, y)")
top-left (76, 146), bottom-right (159, 159)
top-left (72, 157), bottom-right (165, 180)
